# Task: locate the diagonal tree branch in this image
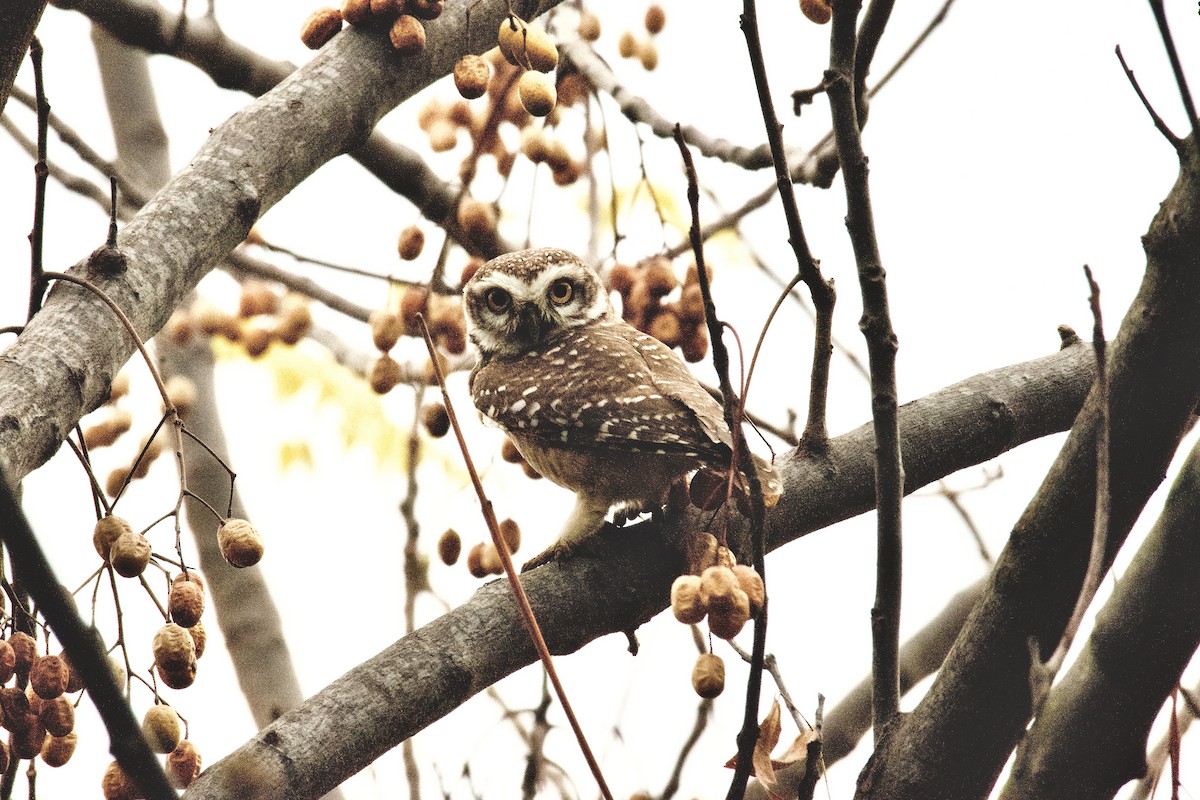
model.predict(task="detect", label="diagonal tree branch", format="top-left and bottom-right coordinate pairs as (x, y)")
top-left (0, 0), bottom-right (559, 491)
top-left (178, 343), bottom-right (1097, 800)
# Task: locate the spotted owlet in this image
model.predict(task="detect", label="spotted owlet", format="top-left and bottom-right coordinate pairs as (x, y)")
top-left (464, 248), bottom-right (782, 569)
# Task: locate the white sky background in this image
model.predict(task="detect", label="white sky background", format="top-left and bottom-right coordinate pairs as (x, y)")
top-left (1, 1), bottom-right (1199, 798)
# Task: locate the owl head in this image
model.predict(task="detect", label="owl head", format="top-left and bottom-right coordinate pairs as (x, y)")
top-left (463, 248), bottom-right (614, 358)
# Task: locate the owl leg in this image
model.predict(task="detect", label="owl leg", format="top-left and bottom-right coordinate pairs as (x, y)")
top-left (521, 496), bottom-right (610, 571)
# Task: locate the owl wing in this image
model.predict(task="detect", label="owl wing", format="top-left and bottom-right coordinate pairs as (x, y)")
top-left (470, 318), bottom-right (731, 461)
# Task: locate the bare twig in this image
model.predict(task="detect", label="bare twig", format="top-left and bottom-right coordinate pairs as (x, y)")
top-left (1147, 0), bottom-right (1199, 141)
top-left (416, 316), bottom-right (614, 800)
top-left (739, 0), bottom-right (835, 453)
top-left (1115, 45), bottom-right (1183, 150)
top-left (673, 123), bottom-right (769, 800)
top-left (1036, 267), bottom-right (1110, 685)
top-left (826, 0), bottom-right (904, 736)
top-left (26, 37), bottom-right (48, 320)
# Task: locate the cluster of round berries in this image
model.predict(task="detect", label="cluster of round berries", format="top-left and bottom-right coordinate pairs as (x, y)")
top-left (300, 0), bottom-right (444, 54)
top-left (615, 4), bottom-right (666, 72)
top-left (366, 283), bottom-right (463, 395)
top-left (185, 279), bottom-right (313, 360)
top-left (435, 518), bottom-right (522, 578)
top-left (0, 632), bottom-right (80, 771)
top-left (609, 258), bottom-right (712, 363)
top-left (670, 535), bottom-right (765, 698)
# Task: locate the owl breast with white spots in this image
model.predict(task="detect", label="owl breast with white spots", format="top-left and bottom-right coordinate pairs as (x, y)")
top-left (463, 247), bottom-right (780, 568)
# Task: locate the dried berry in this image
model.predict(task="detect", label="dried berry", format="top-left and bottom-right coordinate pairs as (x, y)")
top-left (689, 469), bottom-right (726, 510)
top-left (457, 198), bottom-right (498, 242)
top-left (648, 310), bottom-right (682, 348)
top-left (190, 620), bottom-right (208, 660)
top-left (93, 515), bottom-right (133, 559)
top-left (39, 696), bottom-right (74, 738)
top-left (670, 575), bottom-right (706, 624)
top-left (167, 739), bottom-right (202, 789)
top-left (83, 409), bottom-right (134, 449)
top-left (578, 10), bottom-right (601, 41)
top-left (242, 321), bottom-right (275, 359)
top-left (800, 0), bottom-right (832, 24)
top-left (30, 655), bottom-right (68, 699)
top-left (518, 70), bottom-right (556, 117)
top-left (238, 281), bottom-right (279, 318)
top-left (421, 403), bottom-right (450, 437)
top-left (699, 566), bottom-right (741, 610)
top-left (110, 531), bottom-right (152, 578)
top-left (41, 730), bottom-right (76, 767)
top-left (59, 652), bottom-right (83, 693)
top-left (102, 760), bottom-right (138, 800)
top-left (169, 580), bottom-right (205, 628)
top-left (454, 54), bottom-right (490, 100)
top-left (399, 286), bottom-right (430, 335)
top-left (639, 40), bottom-right (658, 71)
top-left (300, 7), bottom-right (343, 49)
top-left (618, 30), bottom-right (638, 58)
top-left (644, 4), bottom-right (666, 34)
top-left (707, 598), bottom-right (750, 640)
top-left (466, 542), bottom-right (487, 578)
top-left (389, 15), bottom-right (426, 55)
top-left (11, 716), bottom-right (46, 759)
top-left (9, 632), bottom-right (36, 676)
top-left (460, 259), bottom-right (483, 286)
top-left (397, 225), bottom-right (425, 261)
top-left (497, 15), bottom-right (559, 72)
top-left (277, 293), bottom-right (313, 345)
top-left (681, 329), bottom-right (709, 363)
top-left (153, 623), bottom-right (196, 674)
top-left (0, 687), bottom-right (30, 729)
top-left (143, 705), bottom-right (183, 754)
top-left (369, 309), bottom-right (404, 352)
top-left (732, 564), bottom-right (765, 616)
top-left (520, 126), bottom-right (548, 163)
top-left (437, 529), bottom-right (462, 565)
top-left (0, 641), bottom-right (15, 685)
top-left (692, 653), bottom-right (725, 698)
top-left (341, 0), bottom-right (371, 25)
top-left (369, 0), bottom-right (402, 17)
top-left (217, 518), bottom-right (265, 568)
top-left (369, 354), bottom-right (403, 395)
top-left (498, 518), bottom-right (521, 553)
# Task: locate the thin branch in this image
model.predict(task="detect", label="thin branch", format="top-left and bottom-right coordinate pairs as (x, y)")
top-left (26, 37), bottom-right (48, 320)
top-left (1037, 267), bottom-right (1110, 683)
top-left (416, 317), bottom-right (614, 800)
top-left (1115, 45), bottom-right (1182, 150)
top-left (826, 0), bottom-right (904, 736)
top-left (1147, 0), bottom-right (1199, 141)
top-left (674, 124), bottom-right (769, 800)
top-left (739, 0), bottom-right (835, 452)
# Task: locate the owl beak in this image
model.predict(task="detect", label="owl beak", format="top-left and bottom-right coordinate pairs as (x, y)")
top-left (514, 306), bottom-right (545, 344)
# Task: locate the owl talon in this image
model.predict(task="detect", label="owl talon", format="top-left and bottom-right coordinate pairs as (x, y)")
top-left (521, 542), bottom-right (572, 572)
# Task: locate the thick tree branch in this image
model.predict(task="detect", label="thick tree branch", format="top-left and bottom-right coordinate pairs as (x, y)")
top-left (855, 136), bottom-right (1200, 800)
top-left (179, 344), bottom-right (1096, 800)
top-left (0, 0), bottom-right (558, 490)
top-left (1001, 435), bottom-right (1200, 798)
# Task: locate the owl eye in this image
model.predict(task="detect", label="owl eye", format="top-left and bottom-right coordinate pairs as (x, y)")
top-left (485, 287), bottom-right (512, 313)
top-left (547, 279), bottom-right (574, 306)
